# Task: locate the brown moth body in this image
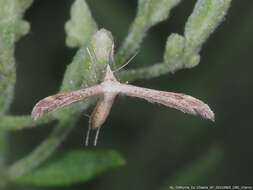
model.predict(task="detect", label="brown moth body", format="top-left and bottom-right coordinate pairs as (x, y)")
top-left (89, 65), bottom-right (119, 130)
top-left (90, 94), bottom-right (116, 129)
top-left (32, 63), bottom-right (214, 146)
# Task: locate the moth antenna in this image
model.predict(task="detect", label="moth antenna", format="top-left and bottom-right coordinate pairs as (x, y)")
top-left (86, 47), bottom-right (94, 63)
top-left (109, 43), bottom-right (115, 67)
top-left (113, 51), bottom-right (139, 73)
top-left (85, 122), bottom-right (92, 146)
top-left (94, 128), bottom-right (101, 146)
top-left (90, 46), bottom-right (99, 63)
top-left (86, 47), bottom-right (98, 81)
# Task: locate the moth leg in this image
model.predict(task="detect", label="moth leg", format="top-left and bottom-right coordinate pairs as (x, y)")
top-left (85, 123), bottom-right (92, 146)
top-left (94, 127), bottom-right (101, 146)
top-left (83, 112), bottom-right (91, 119)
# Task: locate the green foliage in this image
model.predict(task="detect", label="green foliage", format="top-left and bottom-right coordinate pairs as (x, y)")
top-left (7, 116), bottom-right (78, 180)
top-left (0, 0), bottom-right (33, 182)
top-left (116, 0), bottom-right (182, 65)
top-left (6, 29), bottom-right (115, 182)
top-left (0, 0), bottom-right (233, 188)
top-left (65, 0), bottom-right (97, 48)
top-left (0, 115), bottom-right (53, 131)
top-left (185, 0), bottom-right (232, 52)
top-left (120, 0), bottom-right (232, 82)
top-left (137, 0), bottom-right (181, 27)
top-left (0, 0), bottom-right (33, 113)
top-left (61, 29), bottom-right (113, 92)
top-left (14, 150), bottom-right (125, 186)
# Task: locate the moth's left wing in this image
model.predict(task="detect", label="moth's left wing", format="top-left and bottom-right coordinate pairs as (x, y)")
top-left (32, 85), bottom-right (103, 120)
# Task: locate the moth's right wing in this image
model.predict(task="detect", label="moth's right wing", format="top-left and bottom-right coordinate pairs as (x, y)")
top-left (31, 85), bottom-right (103, 120)
top-left (119, 84), bottom-right (215, 121)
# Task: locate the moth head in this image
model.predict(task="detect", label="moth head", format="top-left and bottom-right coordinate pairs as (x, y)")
top-left (104, 65), bottom-right (117, 82)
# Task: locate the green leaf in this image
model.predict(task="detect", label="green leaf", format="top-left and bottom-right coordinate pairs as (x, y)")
top-left (184, 0), bottom-right (232, 52)
top-left (0, 0), bottom-right (33, 113)
top-left (14, 150), bottom-right (125, 186)
top-left (120, 0), bottom-right (232, 82)
top-left (163, 33), bottom-right (185, 72)
top-left (61, 29), bottom-right (114, 92)
top-left (5, 29), bottom-right (115, 181)
top-left (116, 0), bottom-right (182, 66)
top-left (137, 0), bottom-right (182, 27)
top-left (0, 0), bottom-right (33, 175)
top-left (0, 115), bottom-right (54, 131)
top-left (65, 0), bottom-right (98, 48)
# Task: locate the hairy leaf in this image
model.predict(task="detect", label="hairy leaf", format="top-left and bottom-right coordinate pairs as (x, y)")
top-left (14, 150), bottom-right (125, 186)
top-left (116, 0), bottom-right (182, 65)
top-left (185, 0), bottom-right (232, 52)
top-left (65, 0), bottom-right (98, 48)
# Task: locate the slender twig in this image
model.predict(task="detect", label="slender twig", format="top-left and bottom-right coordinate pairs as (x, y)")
top-left (0, 115), bottom-right (55, 131)
top-left (115, 0), bottom-right (182, 66)
top-left (6, 113), bottom-right (79, 180)
top-left (0, 0), bottom-right (34, 181)
top-left (119, 62), bottom-right (170, 82)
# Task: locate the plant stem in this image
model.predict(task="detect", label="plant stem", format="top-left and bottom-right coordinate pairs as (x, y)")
top-left (119, 62), bottom-right (170, 82)
top-left (6, 113), bottom-right (79, 180)
top-left (119, 0), bottom-right (232, 82)
top-left (0, 1), bottom-right (34, 185)
top-left (0, 115), bottom-right (54, 131)
top-left (115, 0), bottom-right (182, 66)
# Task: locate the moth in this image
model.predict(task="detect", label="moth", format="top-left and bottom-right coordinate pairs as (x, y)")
top-left (32, 51), bottom-right (215, 146)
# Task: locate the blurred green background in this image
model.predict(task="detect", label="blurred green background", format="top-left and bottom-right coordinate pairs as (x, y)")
top-left (9, 0), bottom-right (253, 189)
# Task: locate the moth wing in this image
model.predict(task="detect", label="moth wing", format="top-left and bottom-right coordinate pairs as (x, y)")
top-left (32, 85), bottom-right (103, 120)
top-left (119, 84), bottom-right (214, 121)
